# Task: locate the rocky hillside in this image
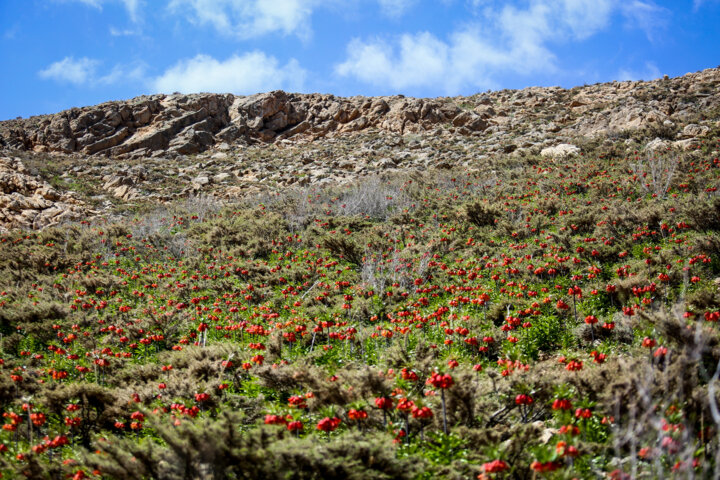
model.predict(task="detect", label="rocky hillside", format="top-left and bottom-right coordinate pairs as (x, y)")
top-left (3, 68), bottom-right (719, 157)
top-left (0, 67), bottom-right (718, 231)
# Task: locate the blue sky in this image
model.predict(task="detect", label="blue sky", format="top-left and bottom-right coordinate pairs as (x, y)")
top-left (1, 0), bottom-right (719, 120)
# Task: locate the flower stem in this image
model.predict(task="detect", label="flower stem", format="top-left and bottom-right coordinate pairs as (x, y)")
top-left (441, 388), bottom-right (448, 435)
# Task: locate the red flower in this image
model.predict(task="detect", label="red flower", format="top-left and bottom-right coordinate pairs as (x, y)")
top-left (575, 408), bottom-right (592, 419)
top-left (264, 414), bottom-right (287, 426)
top-left (590, 351), bottom-right (607, 364)
top-left (559, 424), bottom-right (580, 436)
top-left (565, 359), bottom-right (583, 371)
top-left (641, 337), bottom-right (657, 348)
top-left (396, 398), bottom-right (415, 412)
top-left (348, 409), bottom-right (368, 421)
top-left (556, 440), bottom-right (580, 457)
top-left (654, 346), bottom-right (668, 357)
top-left (316, 417), bottom-right (341, 432)
top-left (426, 372), bottom-right (454, 390)
top-left (531, 461), bottom-right (561, 473)
top-left (401, 368), bottom-right (419, 381)
top-left (375, 397), bottom-right (393, 410)
top-left (30, 412), bottom-right (46, 426)
top-left (287, 421), bottom-right (303, 432)
top-left (194, 393), bottom-right (210, 403)
top-left (568, 286), bottom-right (582, 297)
top-left (411, 406), bottom-right (433, 419)
top-left (515, 394), bottom-right (533, 405)
top-left (288, 395), bottom-right (308, 409)
top-left (483, 459), bottom-right (509, 473)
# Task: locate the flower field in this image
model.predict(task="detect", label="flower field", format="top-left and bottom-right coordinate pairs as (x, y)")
top-left (1, 143), bottom-right (720, 479)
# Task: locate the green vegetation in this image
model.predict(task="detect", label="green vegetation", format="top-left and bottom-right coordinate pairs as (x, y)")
top-left (0, 140), bottom-right (719, 479)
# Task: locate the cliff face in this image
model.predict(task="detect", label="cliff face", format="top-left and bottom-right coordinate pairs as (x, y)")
top-left (2, 68), bottom-right (718, 159)
top-left (0, 68), bottom-right (718, 232)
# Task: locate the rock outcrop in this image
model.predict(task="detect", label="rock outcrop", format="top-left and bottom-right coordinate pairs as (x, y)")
top-left (0, 92), bottom-right (487, 158)
top-left (1, 68), bottom-right (719, 161)
top-left (0, 157), bottom-right (88, 232)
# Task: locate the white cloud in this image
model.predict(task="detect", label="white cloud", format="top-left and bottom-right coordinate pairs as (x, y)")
top-left (337, 33), bottom-right (449, 90)
top-left (63, 0), bottom-right (102, 8)
top-left (617, 61), bottom-right (661, 81)
top-left (693, 0), bottom-right (719, 10)
top-left (39, 57), bottom-right (99, 85)
top-left (98, 62), bottom-right (147, 85)
top-left (39, 57), bottom-right (146, 87)
top-left (3, 25), bottom-right (19, 40)
top-left (336, 0), bottom-right (667, 93)
top-left (57, 0), bottom-right (142, 22)
top-left (558, 0), bottom-right (616, 39)
top-left (109, 27), bottom-right (140, 36)
top-left (620, 1), bottom-right (669, 40)
top-left (152, 52), bottom-right (306, 94)
top-left (168, 0), bottom-right (317, 39)
top-left (377, 0), bottom-right (416, 17)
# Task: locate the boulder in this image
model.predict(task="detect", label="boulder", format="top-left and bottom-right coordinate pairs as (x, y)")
top-left (680, 124), bottom-right (710, 138)
top-left (645, 138), bottom-right (671, 152)
top-left (540, 144), bottom-right (580, 159)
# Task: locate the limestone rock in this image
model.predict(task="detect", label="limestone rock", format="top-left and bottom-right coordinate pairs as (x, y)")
top-left (0, 157), bottom-right (89, 232)
top-left (681, 124), bottom-right (710, 138)
top-left (192, 175), bottom-right (211, 188)
top-left (540, 144), bottom-right (580, 159)
top-left (645, 138), bottom-right (671, 152)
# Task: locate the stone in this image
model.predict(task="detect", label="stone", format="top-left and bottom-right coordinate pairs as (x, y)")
top-left (111, 184), bottom-right (140, 201)
top-left (452, 111), bottom-right (489, 131)
top-left (645, 138), bottom-right (670, 152)
top-left (540, 144), bottom-right (580, 158)
top-left (673, 139), bottom-right (700, 151)
top-left (681, 124), bottom-right (710, 138)
top-left (192, 175), bottom-right (211, 187)
top-left (133, 106), bottom-right (152, 125)
top-left (213, 172), bottom-right (231, 182)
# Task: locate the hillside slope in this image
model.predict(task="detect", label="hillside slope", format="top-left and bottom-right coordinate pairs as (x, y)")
top-left (0, 68), bottom-right (719, 479)
top-left (0, 68), bottom-right (718, 233)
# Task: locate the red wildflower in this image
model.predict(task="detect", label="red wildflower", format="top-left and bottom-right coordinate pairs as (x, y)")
top-left (483, 459), bottom-right (509, 473)
top-left (426, 372), bottom-right (454, 390)
top-left (316, 416), bottom-right (341, 432)
top-left (375, 397), bottom-right (393, 410)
